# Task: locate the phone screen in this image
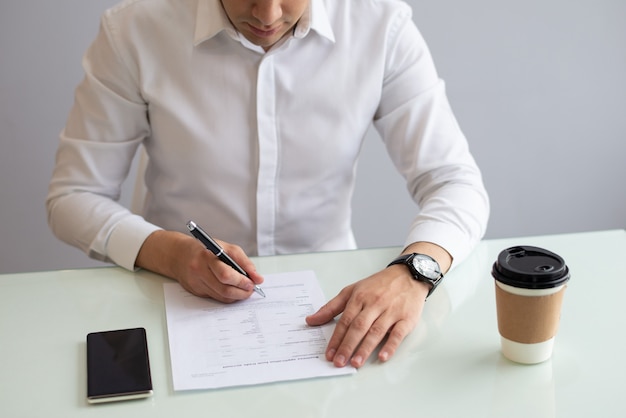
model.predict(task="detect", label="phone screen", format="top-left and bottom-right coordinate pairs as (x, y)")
top-left (86, 327), bottom-right (153, 403)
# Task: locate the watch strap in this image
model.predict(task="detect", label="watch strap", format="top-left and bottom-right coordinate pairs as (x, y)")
top-left (387, 253), bottom-right (443, 298)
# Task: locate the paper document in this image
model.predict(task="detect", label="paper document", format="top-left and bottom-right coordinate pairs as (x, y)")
top-left (163, 270), bottom-right (356, 390)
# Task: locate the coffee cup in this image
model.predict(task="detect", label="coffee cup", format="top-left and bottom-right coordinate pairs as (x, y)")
top-left (492, 246), bottom-right (570, 364)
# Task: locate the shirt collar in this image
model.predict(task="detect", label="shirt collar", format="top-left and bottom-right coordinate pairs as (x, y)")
top-left (194, 0), bottom-right (335, 46)
top-left (194, 0), bottom-right (235, 45)
top-left (293, 0), bottom-right (335, 42)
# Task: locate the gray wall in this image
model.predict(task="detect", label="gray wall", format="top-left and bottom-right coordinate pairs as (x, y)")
top-left (1, 0), bottom-right (625, 274)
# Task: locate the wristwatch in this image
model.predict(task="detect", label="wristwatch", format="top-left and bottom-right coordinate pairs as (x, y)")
top-left (387, 253), bottom-right (444, 298)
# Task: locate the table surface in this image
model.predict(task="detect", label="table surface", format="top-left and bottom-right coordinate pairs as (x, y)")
top-left (1, 229), bottom-right (625, 417)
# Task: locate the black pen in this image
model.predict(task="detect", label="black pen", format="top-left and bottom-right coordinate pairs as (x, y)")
top-left (186, 220), bottom-right (265, 297)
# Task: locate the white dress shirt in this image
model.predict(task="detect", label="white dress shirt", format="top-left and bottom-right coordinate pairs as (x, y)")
top-left (47, 0), bottom-right (489, 271)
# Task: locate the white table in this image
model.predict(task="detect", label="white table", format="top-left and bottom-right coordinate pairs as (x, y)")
top-left (1, 230), bottom-right (624, 417)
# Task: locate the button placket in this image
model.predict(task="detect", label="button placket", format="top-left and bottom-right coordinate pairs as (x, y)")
top-left (255, 55), bottom-right (278, 255)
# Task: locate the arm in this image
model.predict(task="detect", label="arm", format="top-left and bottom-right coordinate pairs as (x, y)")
top-left (306, 7), bottom-right (488, 368)
top-left (48, 11), bottom-right (263, 300)
top-left (46, 15), bottom-right (156, 270)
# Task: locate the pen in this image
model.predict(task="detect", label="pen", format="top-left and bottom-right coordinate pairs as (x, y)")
top-left (186, 220), bottom-right (266, 298)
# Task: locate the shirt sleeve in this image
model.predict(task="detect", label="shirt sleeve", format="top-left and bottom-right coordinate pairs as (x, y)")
top-left (373, 9), bottom-right (490, 268)
top-left (46, 13), bottom-right (160, 270)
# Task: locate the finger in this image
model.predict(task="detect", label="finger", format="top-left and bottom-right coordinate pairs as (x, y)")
top-left (328, 304), bottom-right (380, 367)
top-left (182, 270), bottom-right (250, 303)
top-left (305, 287), bottom-right (352, 364)
top-left (217, 242), bottom-right (262, 278)
top-left (348, 314), bottom-right (394, 368)
top-left (376, 319), bottom-right (415, 363)
top-left (348, 315), bottom-right (416, 367)
top-left (248, 269), bottom-right (265, 285)
top-left (210, 258), bottom-right (256, 291)
top-left (214, 241), bottom-right (264, 286)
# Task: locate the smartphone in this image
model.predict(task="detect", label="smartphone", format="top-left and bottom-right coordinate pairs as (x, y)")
top-left (86, 327), bottom-right (153, 404)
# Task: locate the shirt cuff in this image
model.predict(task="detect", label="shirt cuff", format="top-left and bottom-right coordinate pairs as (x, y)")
top-left (106, 215), bottom-right (162, 271)
top-left (404, 221), bottom-right (478, 270)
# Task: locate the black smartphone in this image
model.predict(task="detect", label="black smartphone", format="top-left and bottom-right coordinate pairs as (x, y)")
top-left (86, 327), bottom-right (153, 403)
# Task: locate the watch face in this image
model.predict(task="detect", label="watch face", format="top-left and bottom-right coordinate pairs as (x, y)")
top-left (411, 254), bottom-right (442, 279)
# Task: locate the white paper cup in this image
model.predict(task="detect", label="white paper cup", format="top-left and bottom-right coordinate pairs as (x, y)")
top-left (492, 246), bottom-right (570, 365)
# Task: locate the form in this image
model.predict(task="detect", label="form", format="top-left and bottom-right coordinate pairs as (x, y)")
top-left (163, 270), bottom-right (356, 390)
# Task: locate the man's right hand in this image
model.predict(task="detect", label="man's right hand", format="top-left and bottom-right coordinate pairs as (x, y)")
top-left (135, 230), bottom-right (264, 303)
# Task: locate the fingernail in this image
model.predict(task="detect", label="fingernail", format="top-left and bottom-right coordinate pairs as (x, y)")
top-left (379, 351), bottom-right (389, 362)
top-left (334, 354), bottom-right (346, 366)
top-left (326, 348), bottom-right (336, 360)
top-left (352, 355), bottom-right (363, 367)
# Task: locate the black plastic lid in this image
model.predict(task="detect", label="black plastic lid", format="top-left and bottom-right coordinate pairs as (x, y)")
top-left (491, 245), bottom-right (570, 289)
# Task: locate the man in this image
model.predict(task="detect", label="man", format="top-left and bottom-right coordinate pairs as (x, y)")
top-left (47, 0), bottom-right (489, 369)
